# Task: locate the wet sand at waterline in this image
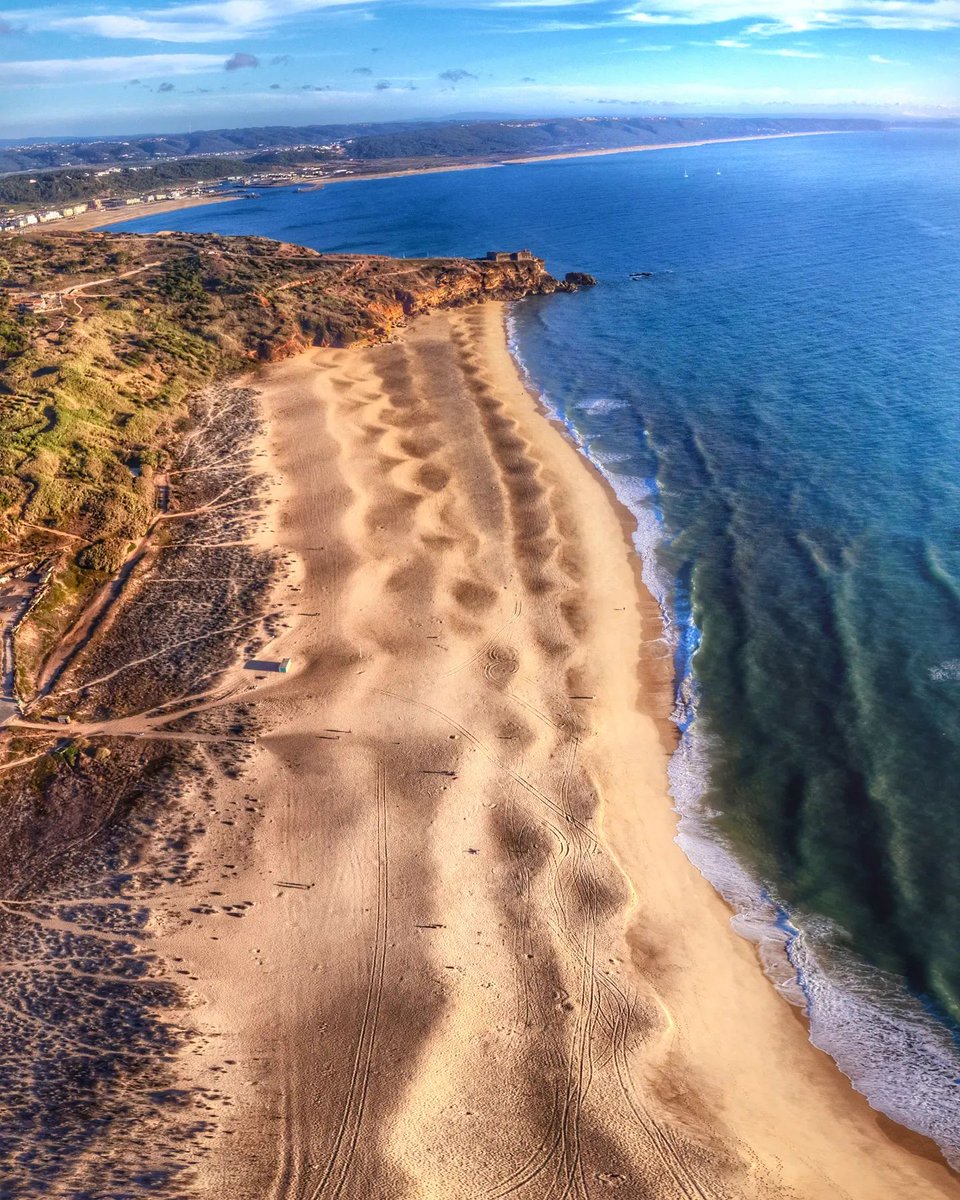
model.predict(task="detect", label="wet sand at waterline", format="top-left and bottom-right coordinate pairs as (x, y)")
top-left (159, 304), bottom-right (959, 1198)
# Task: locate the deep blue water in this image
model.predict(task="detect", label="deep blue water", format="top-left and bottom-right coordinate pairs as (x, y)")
top-left (115, 129), bottom-right (960, 1159)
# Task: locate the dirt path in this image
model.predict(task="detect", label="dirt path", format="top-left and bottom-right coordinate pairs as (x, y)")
top-left (0, 569), bottom-right (47, 725)
top-left (60, 260), bottom-right (161, 297)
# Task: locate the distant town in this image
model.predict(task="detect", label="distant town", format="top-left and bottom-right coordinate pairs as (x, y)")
top-left (0, 186), bottom-right (219, 232)
top-left (0, 165), bottom-right (361, 233)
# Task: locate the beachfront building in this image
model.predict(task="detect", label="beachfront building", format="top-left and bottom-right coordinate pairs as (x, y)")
top-left (485, 249), bottom-right (536, 263)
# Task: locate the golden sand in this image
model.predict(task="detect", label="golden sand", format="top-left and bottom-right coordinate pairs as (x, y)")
top-left (156, 303), bottom-right (958, 1198)
top-left (55, 193), bottom-right (240, 231)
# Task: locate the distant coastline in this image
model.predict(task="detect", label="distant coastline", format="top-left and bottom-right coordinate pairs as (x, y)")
top-left (76, 128), bottom-right (854, 232)
top-left (319, 128), bottom-right (854, 185)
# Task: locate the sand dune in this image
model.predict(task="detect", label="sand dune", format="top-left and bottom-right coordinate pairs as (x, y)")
top-left (157, 304), bottom-right (958, 1198)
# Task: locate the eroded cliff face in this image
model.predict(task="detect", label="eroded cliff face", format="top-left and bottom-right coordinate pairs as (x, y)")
top-left (396, 257), bottom-right (576, 314)
top-left (256, 254), bottom-right (591, 360)
top-left (4, 232), bottom-right (592, 366)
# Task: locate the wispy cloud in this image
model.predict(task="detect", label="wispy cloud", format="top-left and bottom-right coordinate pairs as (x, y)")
top-left (712, 36), bottom-right (824, 57)
top-left (489, 0), bottom-right (598, 6)
top-left (29, 0), bottom-right (374, 45)
top-left (1, 52), bottom-right (228, 85)
top-left (869, 52), bottom-right (909, 64)
top-left (507, 16), bottom-right (626, 31)
top-left (620, 1), bottom-right (960, 34)
top-left (758, 47), bottom-right (824, 57)
top-left (438, 67), bottom-right (477, 81)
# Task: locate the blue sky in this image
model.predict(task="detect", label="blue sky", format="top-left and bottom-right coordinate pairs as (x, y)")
top-left (2, 0), bottom-right (959, 138)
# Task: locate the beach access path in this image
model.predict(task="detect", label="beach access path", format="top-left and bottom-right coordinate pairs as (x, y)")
top-left (155, 303), bottom-right (959, 1199)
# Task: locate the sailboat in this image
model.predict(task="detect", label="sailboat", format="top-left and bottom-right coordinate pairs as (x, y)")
top-left (716, 168), bottom-right (722, 176)
top-left (683, 169), bottom-right (689, 179)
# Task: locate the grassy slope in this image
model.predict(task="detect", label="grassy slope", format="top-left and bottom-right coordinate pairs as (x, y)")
top-left (0, 230), bottom-right (565, 688)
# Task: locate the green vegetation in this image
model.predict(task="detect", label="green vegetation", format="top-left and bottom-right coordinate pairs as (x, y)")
top-left (1, 229), bottom-right (550, 564)
top-left (0, 308), bottom-right (29, 356)
top-left (0, 158), bottom-right (236, 209)
top-left (52, 739), bottom-right (81, 768)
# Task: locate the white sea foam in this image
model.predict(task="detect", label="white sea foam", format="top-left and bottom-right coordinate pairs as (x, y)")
top-left (671, 724), bottom-right (960, 1167)
top-left (506, 312), bottom-right (960, 1168)
top-left (575, 395), bottom-right (628, 418)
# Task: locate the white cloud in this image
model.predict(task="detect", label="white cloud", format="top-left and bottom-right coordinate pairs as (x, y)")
top-left (712, 36), bottom-right (823, 55)
top-left (21, 0), bottom-right (373, 44)
top-left (869, 52), bottom-right (908, 63)
top-left (621, 1), bottom-right (960, 34)
top-left (1, 52), bottom-right (226, 84)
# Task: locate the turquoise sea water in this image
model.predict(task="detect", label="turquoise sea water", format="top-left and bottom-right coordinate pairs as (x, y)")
top-left (115, 130), bottom-right (960, 1159)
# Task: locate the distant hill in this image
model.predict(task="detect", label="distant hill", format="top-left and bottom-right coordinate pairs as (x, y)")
top-left (0, 113), bottom-right (890, 180)
top-left (0, 114), bottom-right (896, 212)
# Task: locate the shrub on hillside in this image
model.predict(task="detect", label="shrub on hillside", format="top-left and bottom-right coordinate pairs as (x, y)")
top-left (76, 537), bottom-right (129, 575)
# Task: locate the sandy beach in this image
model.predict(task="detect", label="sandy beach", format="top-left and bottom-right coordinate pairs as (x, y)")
top-left (55, 192), bottom-right (240, 231)
top-left (154, 302), bottom-right (959, 1198)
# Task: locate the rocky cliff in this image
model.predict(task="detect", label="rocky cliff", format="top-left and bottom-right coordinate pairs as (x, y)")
top-left (228, 248), bottom-right (591, 360)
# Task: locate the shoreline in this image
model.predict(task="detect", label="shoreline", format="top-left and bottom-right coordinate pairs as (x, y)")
top-left (152, 301), bottom-right (956, 1197)
top-left (53, 192), bottom-right (241, 232)
top-left (503, 317), bottom-right (960, 1166)
top-left (506, 307), bottom-right (960, 1172)
top-left (289, 130), bottom-right (856, 190)
top-left (497, 302), bottom-right (960, 1186)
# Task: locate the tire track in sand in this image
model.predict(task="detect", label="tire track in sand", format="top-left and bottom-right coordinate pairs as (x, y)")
top-left (307, 761), bottom-right (388, 1200)
top-left (487, 738), bottom-right (598, 1200)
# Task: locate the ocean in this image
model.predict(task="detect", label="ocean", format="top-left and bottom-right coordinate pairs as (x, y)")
top-left (114, 128), bottom-right (960, 1159)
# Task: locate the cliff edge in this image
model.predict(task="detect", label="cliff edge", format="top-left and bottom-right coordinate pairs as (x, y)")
top-left (0, 231), bottom-right (592, 691)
